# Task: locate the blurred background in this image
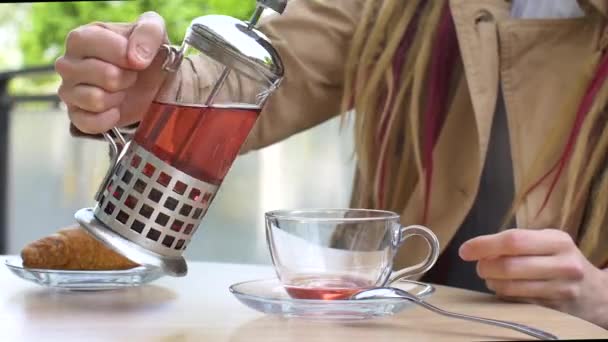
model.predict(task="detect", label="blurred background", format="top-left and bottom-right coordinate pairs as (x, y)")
top-left (0, 1), bottom-right (355, 265)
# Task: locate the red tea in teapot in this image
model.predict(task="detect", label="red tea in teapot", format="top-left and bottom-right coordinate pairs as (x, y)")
top-left (134, 101), bottom-right (260, 185)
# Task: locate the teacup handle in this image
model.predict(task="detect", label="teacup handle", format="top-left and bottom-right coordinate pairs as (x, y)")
top-left (388, 225), bottom-right (440, 284)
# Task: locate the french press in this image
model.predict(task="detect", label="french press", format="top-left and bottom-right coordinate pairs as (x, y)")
top-left (75, 0), bottom-right (286, 277)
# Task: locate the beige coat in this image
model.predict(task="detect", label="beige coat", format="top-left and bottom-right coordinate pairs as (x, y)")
top-left (72, 0), bottom-right (608, 271)
top-left (237, 0), bottom-right (608, 271)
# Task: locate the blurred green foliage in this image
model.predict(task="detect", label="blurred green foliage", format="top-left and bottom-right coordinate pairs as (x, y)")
top-left (20, 0), bottom-right (256, 65)
top-left (4, 0), bottom-right (256, 94)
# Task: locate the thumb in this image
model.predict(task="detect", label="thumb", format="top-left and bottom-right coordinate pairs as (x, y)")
top-left (127, 11), bottom-right (167, 70)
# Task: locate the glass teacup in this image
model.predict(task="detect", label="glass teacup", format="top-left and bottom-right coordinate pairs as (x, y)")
top-left (265, 209), bottom-right (440, 300)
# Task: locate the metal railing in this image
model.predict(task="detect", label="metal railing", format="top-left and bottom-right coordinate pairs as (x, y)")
top-left (0, 65), bottom-right (60, 253)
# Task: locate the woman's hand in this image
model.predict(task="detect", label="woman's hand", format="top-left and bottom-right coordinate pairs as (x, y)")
top-left (55, 11), bottom-right (169, 134)
top-left (460, 228), bottom-right (608, 329)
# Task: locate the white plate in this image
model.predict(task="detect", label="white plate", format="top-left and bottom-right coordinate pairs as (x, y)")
top-left (4, 257), bottom-right (165, 291)
top-left (230, 278), bottom-right (435, 321)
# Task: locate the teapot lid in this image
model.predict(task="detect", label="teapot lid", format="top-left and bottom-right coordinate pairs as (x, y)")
top-left (184, 15), bottom-right (284, 84)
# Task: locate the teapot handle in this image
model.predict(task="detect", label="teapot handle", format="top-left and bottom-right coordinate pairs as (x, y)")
top-left (94, 128), bottom-right (128, 202)
top-left (160, 44), bottom-right (184, 73)
top-left (94, 41), bottom-right (183, 202)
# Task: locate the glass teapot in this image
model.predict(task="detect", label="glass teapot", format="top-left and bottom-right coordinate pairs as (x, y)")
top-left (75, 0), bottom-right (286, 277)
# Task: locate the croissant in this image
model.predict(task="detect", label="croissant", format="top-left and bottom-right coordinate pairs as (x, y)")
top-left (21, 225), bottom-right (139, 270)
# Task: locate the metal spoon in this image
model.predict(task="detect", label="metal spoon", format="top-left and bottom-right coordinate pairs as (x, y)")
top-left (351, 287), bottom-right (558, 341)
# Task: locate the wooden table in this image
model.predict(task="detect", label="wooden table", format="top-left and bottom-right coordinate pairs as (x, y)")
top-left (1, 256), bottom-right (606, 341)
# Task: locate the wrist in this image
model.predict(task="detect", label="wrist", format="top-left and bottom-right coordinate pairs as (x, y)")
top-left (588, 268), bottom-right (608, 329)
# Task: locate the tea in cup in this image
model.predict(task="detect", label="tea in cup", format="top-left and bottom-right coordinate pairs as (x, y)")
top-left (265, 209), bottom-right (440, 300)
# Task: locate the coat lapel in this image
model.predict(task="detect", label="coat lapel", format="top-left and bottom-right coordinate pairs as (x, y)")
top-left (394, 0), bottom-right (509, 271)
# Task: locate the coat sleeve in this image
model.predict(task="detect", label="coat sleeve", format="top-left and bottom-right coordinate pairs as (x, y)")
top-left (239, 0), bottom-right (364, 152)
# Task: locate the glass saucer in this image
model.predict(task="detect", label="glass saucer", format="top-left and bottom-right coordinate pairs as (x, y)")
top-left (4, 257), bottom-right (165, 291)
top-left (229, 278), bottom-right (435, 320)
